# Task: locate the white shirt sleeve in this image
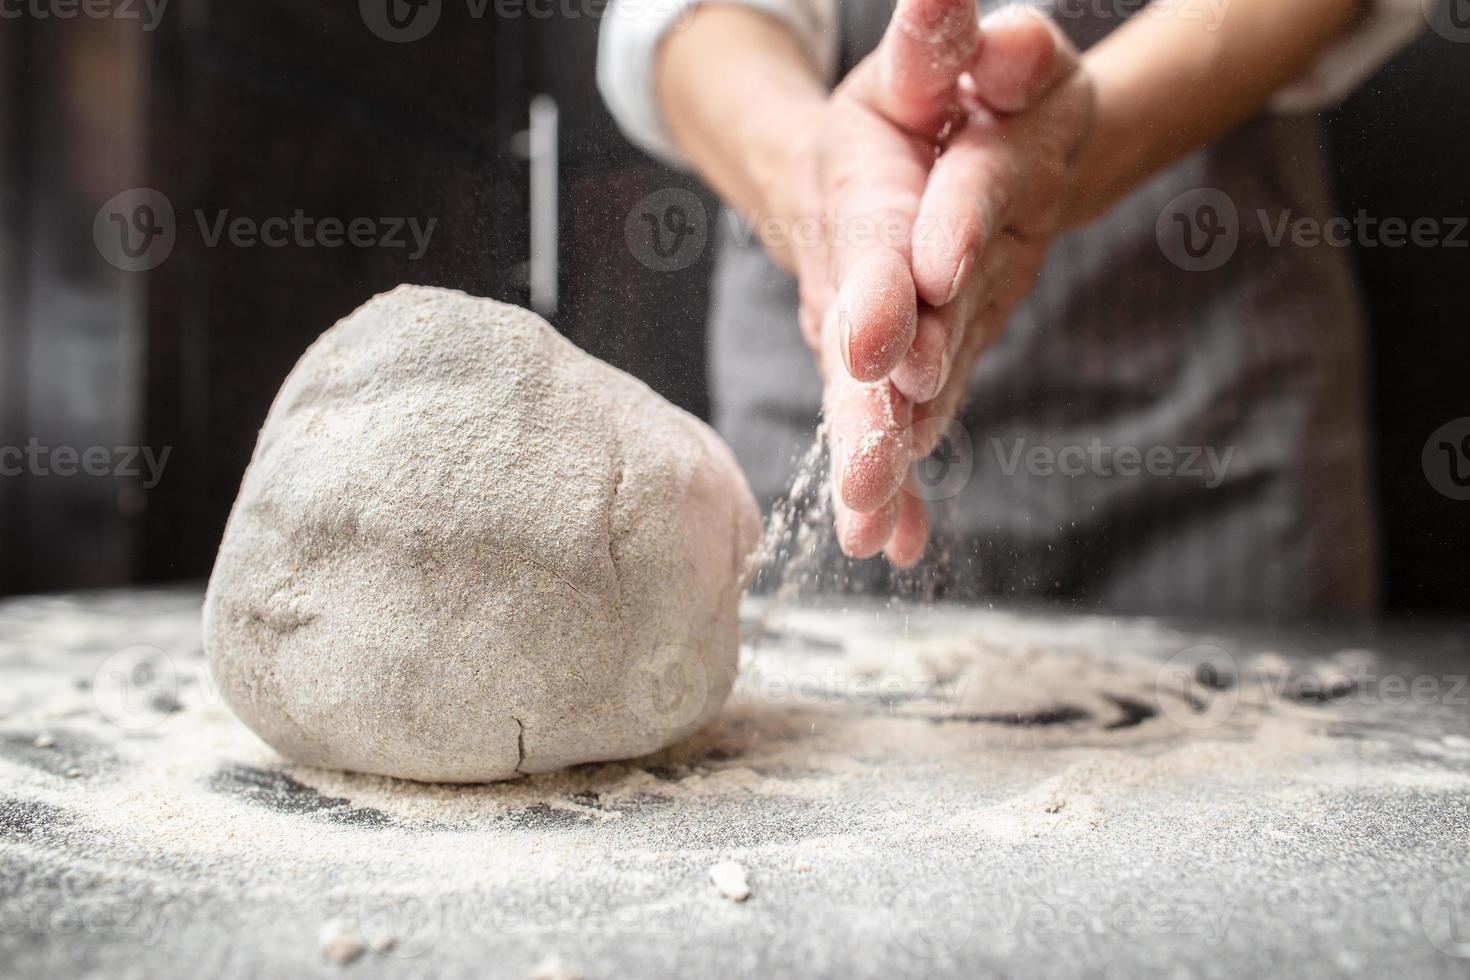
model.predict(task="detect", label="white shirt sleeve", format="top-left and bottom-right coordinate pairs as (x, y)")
top-left (1270, 0), bottom-right (1426, 112)
top-left (597, 0), bottom-right (1427, 166)
top-left (597, 0), bottom-right (839, 168)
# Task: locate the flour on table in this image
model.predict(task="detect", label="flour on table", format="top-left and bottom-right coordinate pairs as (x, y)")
top-left (708, 860), bottom-right (752, 901)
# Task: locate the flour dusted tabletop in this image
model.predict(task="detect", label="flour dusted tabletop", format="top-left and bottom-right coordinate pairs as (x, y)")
top-left (3, 588), bottom-right (1470, 978)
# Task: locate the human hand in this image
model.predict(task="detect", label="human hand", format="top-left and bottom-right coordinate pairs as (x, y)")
top-left (775, 1), bottom-right (1095, 566)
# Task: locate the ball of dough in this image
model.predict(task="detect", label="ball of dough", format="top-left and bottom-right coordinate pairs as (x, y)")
top-left (203, 285), bottom-right (761, 782)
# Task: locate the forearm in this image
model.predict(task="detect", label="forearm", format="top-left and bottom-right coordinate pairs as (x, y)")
top-left (1066, 0), bottom-right (1363, 226)
top-left (656, 6), bottom-right (827, 231)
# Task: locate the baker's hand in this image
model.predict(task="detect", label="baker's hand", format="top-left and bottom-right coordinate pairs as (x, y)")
top-left (777, 2), bottom-right (1094, 566)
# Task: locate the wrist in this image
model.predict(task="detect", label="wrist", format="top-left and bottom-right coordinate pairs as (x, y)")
top-left (744, 101), bottom-right (825, 224)
top-left (1059, 64), bottom-right (1142, 230)
top-left (656, 6), bottom-right (828, 226)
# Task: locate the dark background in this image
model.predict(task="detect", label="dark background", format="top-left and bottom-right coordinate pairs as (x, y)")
top-left (1, 1), bottom-right (1467, 612)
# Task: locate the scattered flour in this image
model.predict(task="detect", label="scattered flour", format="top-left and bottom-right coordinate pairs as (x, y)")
top-left (708, 861), bottom-right (752, 902)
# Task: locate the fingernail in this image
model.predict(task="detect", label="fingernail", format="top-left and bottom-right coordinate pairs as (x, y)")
top-left (839, 309), bottom-right (855, 376)
top-left (945, 253), bottom-right (972, 306)
top-left (830, 433), bottom-right (848, 500)
top-left (931, 342), bottom-right (956, 402)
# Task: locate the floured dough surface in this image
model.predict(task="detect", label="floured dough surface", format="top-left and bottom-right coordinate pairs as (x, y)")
top-left (203, 285), bottom-right (761, 782)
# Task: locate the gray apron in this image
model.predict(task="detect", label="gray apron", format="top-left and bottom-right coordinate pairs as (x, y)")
top-left (709, 0), bottom-right (1378, 617)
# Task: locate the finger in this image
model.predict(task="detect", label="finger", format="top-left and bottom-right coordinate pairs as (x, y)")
top-left (911, 14), bottom-right (1080, 306)
top-left (912, 104), bottom-right (1078, 306)
top-left (909, 249), bottom-right (1038, 460)
top-left (827, 379), bottom-right (913, 513)
top-left (910, 302), bottom-right (1007, 457)
top-left (836, 247), bottom-right (918, 382)
top-left (884, 474), bottom-right (930, 568)
top-left (822, 305), bottom-right (914, 513)
top-left (909, 113), bottom-right (1010, 307)
top-left (872, 0), bottom-right (983, 136)
top-left (890, 304), bottom-right (954, 403)
top-left (822, 105), bottom-right (926, 381)
top-left (834, 493), bottom-right (901, 559)
top-left (963, 7), bottom-right (1079, 115)
top-left (890, 281), bottom-right (976, 403)
top-left (900, 231), bottom-right (1021, 403)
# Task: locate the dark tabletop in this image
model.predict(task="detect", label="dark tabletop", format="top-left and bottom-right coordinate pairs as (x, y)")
top-left (2, 588), bottom-right (1469, 979)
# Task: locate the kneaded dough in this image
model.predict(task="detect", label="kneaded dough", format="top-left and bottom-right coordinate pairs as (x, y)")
top-left (203, 285), bottom-right (761, 782)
